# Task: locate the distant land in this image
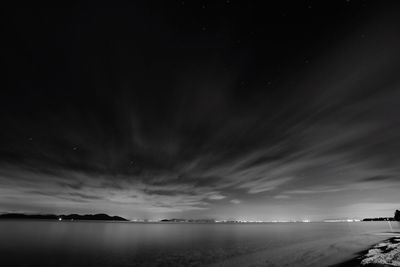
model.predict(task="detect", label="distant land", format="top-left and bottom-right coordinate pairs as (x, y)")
top-left (160, 218), bottom-right (217, 223)
top-left (0, 213), bottom-right (128, 221)
top-left (1, 210), bottom-right (399, 223)
top-left (362, 217), bottom-right (396, 221)
top-left (362, 209), bottom-right (400, 222)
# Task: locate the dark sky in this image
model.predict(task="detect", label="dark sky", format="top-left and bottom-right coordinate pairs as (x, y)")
top-left (2, 1), bottom-right (400, 220)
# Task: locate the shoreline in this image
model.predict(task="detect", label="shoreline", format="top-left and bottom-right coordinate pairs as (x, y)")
top-left (206, 230), bottom-right (400, 267)
top-left (332, 233), bottom-right (400, 267)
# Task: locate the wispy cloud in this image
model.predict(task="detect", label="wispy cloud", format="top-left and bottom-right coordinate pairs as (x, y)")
top-left (238, 177), bottom-right (293, 194)
top-left (274, 195), bottom-right (290, 199)
top-left (230, 199), bottom-right (241, 204)
top-left (285, 187), bottom-right (347, 195)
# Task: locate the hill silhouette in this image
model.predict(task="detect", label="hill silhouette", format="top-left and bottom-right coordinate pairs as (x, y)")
top-left (0, 213), bottom-right (128, 221)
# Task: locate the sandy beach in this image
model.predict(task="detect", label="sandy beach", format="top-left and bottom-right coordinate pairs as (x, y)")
top-left (208, 232), bottom-right (400, 267)
top-left (334, 234), bottom-right (400, 267)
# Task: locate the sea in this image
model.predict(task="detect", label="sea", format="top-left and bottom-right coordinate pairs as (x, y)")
top-left (0, 220), bottom-right (399, 267)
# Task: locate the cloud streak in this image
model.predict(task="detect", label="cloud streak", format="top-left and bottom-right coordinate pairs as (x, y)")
top-left (1, 3), bottom-right (400, 220)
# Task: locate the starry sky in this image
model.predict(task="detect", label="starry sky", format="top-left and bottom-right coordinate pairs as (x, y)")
top-left (2, 1), bottom-right (400, 221)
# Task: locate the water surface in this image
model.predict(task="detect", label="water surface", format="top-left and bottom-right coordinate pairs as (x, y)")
top-left (0, 221), bottom-right (399, 266)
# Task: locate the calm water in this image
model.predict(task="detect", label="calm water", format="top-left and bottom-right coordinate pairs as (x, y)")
top-left (0, 221), bottom-right (399, 267)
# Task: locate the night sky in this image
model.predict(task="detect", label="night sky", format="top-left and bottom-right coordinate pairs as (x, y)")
top-left (2, 1), bottom-right (400, 221)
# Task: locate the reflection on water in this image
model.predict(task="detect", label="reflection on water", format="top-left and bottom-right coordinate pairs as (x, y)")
top-left (0, 221), bottom-right (399, 267)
